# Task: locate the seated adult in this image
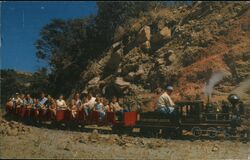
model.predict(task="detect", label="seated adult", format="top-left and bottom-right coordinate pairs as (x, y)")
top-left (110, 96), bottom-right (128, 120)
top-left (33, 98), bottom-right (40, 109)
top-left (6, 99), bottom-right (14, 108)
top-left (56, 95), bottom-right (68, 110)
top-left (6, 97), bottom-right (14, 112)
top-left (82, 93), bottom-right (96, 116)
top-left (47, 95), bottom-right (57, 118)
top-left (38, 93), bottom-right (49, 117)
top-left (32, 98), bottom-right (40, 116)
top-left (11, 93), bottom-right (20, 108)
top-left (74, 93), bottom-right (82, 108)
top-left (16, 94), bottom-right (25, 108)
top-left (93, 96), bottom-right (105, 121)
top-left (156, 85), bottom-right (177, 116)
top-left (39, 93), bottom-right (48, 109)
top-left (24, 94), bottom-right (33, 108)
top-left (70, 93), bottom-right (82, 118)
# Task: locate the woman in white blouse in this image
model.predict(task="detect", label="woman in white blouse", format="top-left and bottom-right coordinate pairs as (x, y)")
top-left (56, 95), bottom-right (68, 110)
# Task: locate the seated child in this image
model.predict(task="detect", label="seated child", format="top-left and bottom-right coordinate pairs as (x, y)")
top-left (93, 97), bottom-right (105, 121)
top-left (103, 98), bottom-right (111, 112)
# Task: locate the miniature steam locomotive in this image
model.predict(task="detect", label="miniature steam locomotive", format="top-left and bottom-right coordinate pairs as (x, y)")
top-left (136, 94), bottom-right (247, 139)
top-left (5, 94), bottom-right (248, 140)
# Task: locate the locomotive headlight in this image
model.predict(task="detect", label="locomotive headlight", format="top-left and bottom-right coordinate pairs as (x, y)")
top-left (216, 107), bottom-right (220, 112)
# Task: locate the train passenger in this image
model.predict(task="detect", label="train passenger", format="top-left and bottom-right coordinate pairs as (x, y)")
top-left (6, 96), bottom-right (15, 112)
top-left (56, 95), bottom-right (68, 110)
top-left (110, 96), bottom-right (128, 120)
top-left (80, 96), bottom-right (89, 115)
top-left (156, 85), bottom-right (176, 115)
top-left (38, 94), bottom-right (49, 117)
top-left (47, 95), bottom-right (57, 118)
top-left (93, 96), bottom-right (105, 121)
top-left (39, 93), bottom-right (48, 108)
top-left (9, 95), bottom-right (15, 102)
top-left (82, 93), bottom-right (96, 116)
top-left (24, 94), bottom-right (33, 108)
top-left (6, 96), bottom-right (16, 108)
top-left (16, 94), bottom-right (25, 108)
top-left (33, 98), bottom-right (40, 109)
top-left (103, 98), bottom-right (110, 112)
top-left (32, 98), bottom-right (40, 116)
top-left (74, 93), bottom-right (82, 108)
top-left (10, 93), bottom-right (21, 108)
top-left (70, 93), bottom-right (82, 118)
top-left (6, 99), bottom-right (13, 108)
top-left (13, 93), bottom-right (19, 106)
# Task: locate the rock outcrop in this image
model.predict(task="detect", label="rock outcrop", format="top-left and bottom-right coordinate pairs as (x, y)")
top-left (75, 2), bottom-right (250, 110)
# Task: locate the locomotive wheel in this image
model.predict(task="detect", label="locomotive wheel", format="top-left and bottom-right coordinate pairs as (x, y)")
top-left (191, 127), bottom-right (202, 137)
top-left (150, 129), bottom-right (160, 138)
top-left (207, 127), bottom-right (218, 138)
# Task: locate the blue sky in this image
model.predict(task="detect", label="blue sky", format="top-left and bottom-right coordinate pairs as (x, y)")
top-left (1, 1), bottom-right (97, 73)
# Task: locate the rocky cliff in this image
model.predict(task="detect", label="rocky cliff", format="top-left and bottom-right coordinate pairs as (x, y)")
top-left (75, 2), bottom-right (250, 111)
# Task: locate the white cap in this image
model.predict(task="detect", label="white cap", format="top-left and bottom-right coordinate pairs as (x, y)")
top-left (166, 86), bottom-right (173, 91)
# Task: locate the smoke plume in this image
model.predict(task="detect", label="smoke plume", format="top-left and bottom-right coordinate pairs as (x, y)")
top-left (204, 71), bottom-right (225, 97)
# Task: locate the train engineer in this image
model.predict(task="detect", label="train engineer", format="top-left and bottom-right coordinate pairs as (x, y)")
top-left (156, 85), bottom-right (177, 115)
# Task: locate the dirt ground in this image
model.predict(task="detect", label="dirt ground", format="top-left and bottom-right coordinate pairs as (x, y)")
top-left (0, 110), bottom-right (249, 159)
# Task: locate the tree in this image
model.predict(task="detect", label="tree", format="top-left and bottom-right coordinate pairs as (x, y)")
top-left (0, 69), bottom-right (50, 104)
top-left (35, 16), bottom-right (109, 97)
top-left (29, 67), bottom-right (50, 97)
top-left (0, 69), bottom-right (19, 104)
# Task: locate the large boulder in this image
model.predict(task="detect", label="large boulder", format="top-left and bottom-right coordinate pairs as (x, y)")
top-left (113, 26), bottom-right (126, 42)
top-left (88, 76), bottom-right (101, 85)
top-left (160, 27), bottom-right (172, 39)
top-left (121, 64), bottom-right (139, 75)
top-left (168, 53), bottom-right (177, 63)
top-left (115, 77), bottom-right (131, 89)
top-left (151, 26), bottom-right (171, 44)
top-left (137, 26), bottom-right (151, 44)
top-left (131, 21), bottom-right (142, 32)
top-left (103, 48), bottom-right (123, 77)
top-left (124, 72), bottom-right (136, 82)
